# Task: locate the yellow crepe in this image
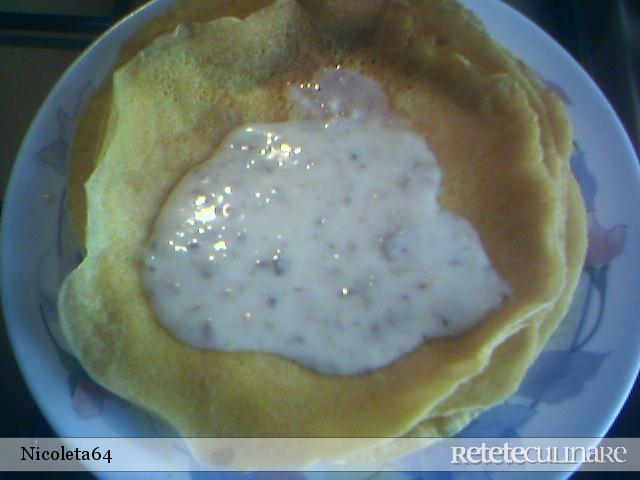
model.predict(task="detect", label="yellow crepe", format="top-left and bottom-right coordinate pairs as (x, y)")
top-left (411, 177), bottom-right (586, 439)
top-left (59, 0), bottom-right (584, 459)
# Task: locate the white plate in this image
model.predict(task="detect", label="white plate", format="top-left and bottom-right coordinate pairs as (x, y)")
top-left (2, 1), bottom-right (639, 479)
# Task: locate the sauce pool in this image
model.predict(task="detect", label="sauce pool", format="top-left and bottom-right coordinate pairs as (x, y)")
top-left (143, 69), bottom-right (510, 375)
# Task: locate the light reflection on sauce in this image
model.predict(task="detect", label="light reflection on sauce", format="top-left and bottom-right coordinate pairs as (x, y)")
top-left (143, 69), bottom-right (511, 375)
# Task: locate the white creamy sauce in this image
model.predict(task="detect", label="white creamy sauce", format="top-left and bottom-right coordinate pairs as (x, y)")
top-left (143, 68), bottom-right (510, 375)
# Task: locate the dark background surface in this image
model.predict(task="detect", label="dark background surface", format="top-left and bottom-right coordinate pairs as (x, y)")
top-left (1, 0), bottom-right (638, 479)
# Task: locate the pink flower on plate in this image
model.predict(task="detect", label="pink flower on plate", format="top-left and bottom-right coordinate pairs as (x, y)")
top-left (71, 375), bottom-right (109, 419)
top-left (585, 211), bottom-right (626, 267)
